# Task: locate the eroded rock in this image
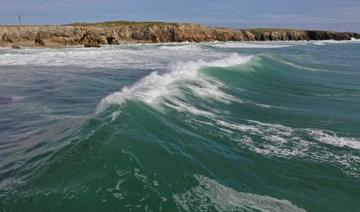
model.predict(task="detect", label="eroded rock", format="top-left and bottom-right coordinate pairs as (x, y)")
top-left (0, 24), bottom-right (359, 48)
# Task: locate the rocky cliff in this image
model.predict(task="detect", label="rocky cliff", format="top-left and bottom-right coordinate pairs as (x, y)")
top-left (1, 22), bottom-right (359, 48)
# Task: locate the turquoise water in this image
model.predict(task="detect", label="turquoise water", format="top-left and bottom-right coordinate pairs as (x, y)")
top-left (0, 41), bottom-right (360, 211)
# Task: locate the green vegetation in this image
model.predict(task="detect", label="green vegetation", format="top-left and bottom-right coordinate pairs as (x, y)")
top-left (65, 20), bottom-right (177, 27)
top-left (247, 28), bottom-right (300, 33)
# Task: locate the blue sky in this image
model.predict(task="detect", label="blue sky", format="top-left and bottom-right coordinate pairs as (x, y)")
top-left (1, 0), bottom-right (360, 31)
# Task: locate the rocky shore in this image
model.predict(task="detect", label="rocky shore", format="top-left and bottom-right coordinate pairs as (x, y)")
top-left (1, 22), bottom-right (359, 48)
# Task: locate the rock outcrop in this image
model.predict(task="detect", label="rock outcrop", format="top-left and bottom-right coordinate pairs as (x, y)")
top-left (0, 23), bottom-right (359, 48)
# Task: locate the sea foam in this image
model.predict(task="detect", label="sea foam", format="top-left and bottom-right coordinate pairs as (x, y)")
top-left (308, 129), bottom-right (360, 150)
top-left (215, 118), bottom-right (360, 176)
top-left (173, 175), bottom-right (306, 212)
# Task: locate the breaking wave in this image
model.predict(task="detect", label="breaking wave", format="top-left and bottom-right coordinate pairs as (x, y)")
top-left (96, 53), bottom-right (252, 113)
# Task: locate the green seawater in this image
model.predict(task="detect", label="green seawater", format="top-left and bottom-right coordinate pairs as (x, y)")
top-left (0, 41), bottom-right (360, 211)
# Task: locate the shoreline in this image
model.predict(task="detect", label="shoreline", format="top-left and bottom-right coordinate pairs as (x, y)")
top-left (2, 39), bottom-right (360, 50)
top-left (1, 22), bottom-right (360, 49)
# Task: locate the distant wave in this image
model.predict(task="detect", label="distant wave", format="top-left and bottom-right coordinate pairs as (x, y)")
top-left (311, 39), bottom-right (360, 45)
top-left (207, 42), bottom-right (295, 49)
top-left (158, 44), bottom-right (201, 51)
top-left (0, 44), bottom-right (203, 69)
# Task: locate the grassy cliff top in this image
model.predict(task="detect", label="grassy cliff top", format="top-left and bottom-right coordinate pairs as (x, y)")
top-left (65, 21), bottom-right (178, 27)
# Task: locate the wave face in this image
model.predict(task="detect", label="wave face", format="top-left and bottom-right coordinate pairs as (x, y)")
top-left (1, 41), bottom-right (360, 211)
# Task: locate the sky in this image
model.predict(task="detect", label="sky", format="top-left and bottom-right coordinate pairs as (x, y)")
top-left (0, 0), bottom-right (360, 32)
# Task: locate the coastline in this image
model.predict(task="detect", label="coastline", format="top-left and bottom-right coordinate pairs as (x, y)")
top-left (1, 22), bottom-right (360, 48)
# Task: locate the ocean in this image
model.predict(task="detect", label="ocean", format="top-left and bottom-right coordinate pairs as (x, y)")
top-left (0, 40), bottom-right (359, 211)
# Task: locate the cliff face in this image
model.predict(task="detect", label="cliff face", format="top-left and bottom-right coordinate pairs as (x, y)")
top-left (0, 23), bottom-right (359, 47)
